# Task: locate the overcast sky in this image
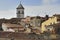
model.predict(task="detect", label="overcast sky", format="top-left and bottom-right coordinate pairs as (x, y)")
top-left (0, 0), bottom-right (60, 19)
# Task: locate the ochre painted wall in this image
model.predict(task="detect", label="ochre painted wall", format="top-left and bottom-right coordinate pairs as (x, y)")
top-left (41, 16), bottom-right (57, 33)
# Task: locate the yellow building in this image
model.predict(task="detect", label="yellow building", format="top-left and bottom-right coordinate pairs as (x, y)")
top-left (41, 14), bottom-right (60, 33)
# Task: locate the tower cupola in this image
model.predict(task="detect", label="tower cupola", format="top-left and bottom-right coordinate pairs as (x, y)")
top-left (16, 2), bottom-right (24, 18)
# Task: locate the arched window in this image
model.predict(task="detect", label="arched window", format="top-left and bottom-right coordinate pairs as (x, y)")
top-left (18, 11), bottom-right (20, 13)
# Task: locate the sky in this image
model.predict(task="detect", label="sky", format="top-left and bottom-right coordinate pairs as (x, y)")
top-left (0, 0), bottom-right (60, 19)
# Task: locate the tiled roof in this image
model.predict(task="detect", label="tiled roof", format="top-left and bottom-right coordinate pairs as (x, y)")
top-left (2, 23), bottom-right (22, 27)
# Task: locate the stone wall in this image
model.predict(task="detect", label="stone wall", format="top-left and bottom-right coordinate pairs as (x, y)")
top-left (0, 32), bottom-right (41, 40)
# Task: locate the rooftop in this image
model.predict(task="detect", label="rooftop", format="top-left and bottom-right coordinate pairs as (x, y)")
top-left (17, 3), bottom-right (24, 9)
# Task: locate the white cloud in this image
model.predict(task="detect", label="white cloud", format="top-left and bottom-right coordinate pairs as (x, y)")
top-left (0, 5), bottom-right (60, 19)
top-left (43, 0), bottom-right (50, 4)
top-left (24, 5), bottom-right (60, 17)
top-left (51, 0), bottom-right (58, 3)
top-left (0, 9), bottom-right (16, 19)
top-left (42, 0), bottom-right (59, 5)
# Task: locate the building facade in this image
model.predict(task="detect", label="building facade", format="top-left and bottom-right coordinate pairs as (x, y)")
top-left (41, 14), bottom-right (60, 33)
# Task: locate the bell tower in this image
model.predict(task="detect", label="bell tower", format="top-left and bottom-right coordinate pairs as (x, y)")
top-left (16, 2), bottom-right (24, 18)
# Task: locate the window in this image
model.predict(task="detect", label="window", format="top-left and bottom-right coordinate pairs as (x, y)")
top-left (45, 25), bottom-right (47, 27)
top-left (50, 23), bottom-right (52, 25)
top-left (22, 11), bottom-right (24, 14)
top-left (18, 11), bottom-right (20, 13)
top-left (53, 22), bottom-right (55, 24)
top-left (57, 18), bottom-right (60, 21)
